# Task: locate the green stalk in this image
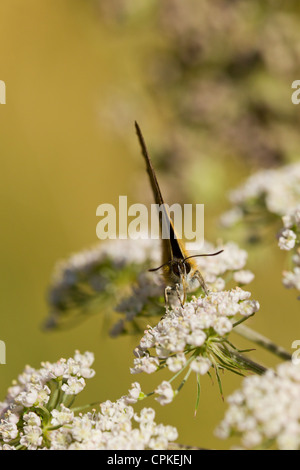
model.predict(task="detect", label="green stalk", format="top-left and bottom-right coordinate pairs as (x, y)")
top-left (229, 350), bottom-right (267, 375)
top-left (47, 379), bottom-right (62, 411)
top-left (176, 367), bottom-right (192, 394)
top-left (234, 324), bottom-right (292, 361)
top-left (70, 401), bottom-right (100, 413)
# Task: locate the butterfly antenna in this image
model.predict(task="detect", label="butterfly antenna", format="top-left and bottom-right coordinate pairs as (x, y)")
top-left (148, 260), bottom-right (172, 272)
top-left (184, 250), bottom-right (224, 262)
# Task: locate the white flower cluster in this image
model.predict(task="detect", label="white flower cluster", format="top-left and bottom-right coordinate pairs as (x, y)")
top-left (216, 362), bottom-right (300, 450)
top-left (110, 270), bottom-right (164, 337)
top-left (0, 353), bottom-right (178, 450)
top-left (110, 241), bottom-right (255, 337)
top-left (278, 206), bottom-right (300, 251)
top-left (0, 351), bottom-right (95, 449)
top-left (194, 241), bottom-right (254, 289)
top-left (53, 238), bottom-right (161, 280)
top-left (277, 207), bottom-right (300, 294)
top-left (131, 288), bottom-right (260, 403)
top-left (221, 165), bottom-right (300, 297)
top-left (221, 162), bottom-right (300, 226)
top-left (45, 237), bottom-right (161, 329)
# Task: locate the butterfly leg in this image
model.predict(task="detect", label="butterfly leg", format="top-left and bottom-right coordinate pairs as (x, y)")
top-left (164, 286), bottom-right (172, 307)
top-left (193, 270), bottom-right (209, 296)
top-left (175, 283), bottom-right (184, 308)
top-left (164, 285), bottom-right (184, 308)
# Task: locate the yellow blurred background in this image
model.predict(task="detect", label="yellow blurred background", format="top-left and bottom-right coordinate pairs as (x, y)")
top-left (0, 0), bottom-right (299, 449)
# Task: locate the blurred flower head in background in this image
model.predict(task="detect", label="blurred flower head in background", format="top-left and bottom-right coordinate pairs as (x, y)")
top-left (216, 361), bottom-right (300, 450)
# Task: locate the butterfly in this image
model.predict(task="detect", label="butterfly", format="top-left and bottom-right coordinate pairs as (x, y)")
top-left (135, 121), bottom-right (223, 307)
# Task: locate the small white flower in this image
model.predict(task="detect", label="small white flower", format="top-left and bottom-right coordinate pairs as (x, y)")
top-left (36, 385), bottom-right (51, 406)
top-left (0, 422), bottom-right (18, 442)
top-left (123, 382), bottom-right (142, 404)
top-left (282, 213), bottom-right (294, 229)
top-left (135, 407), bottom-right (156, 424)
top-left (282, 207), bottom-right (300, 229)
top-left (283, 267), bottom-right (300, 290)
top-left (148, 436), bottom-right (169, 449)
top-left (190, 357), bottom-right (212, 375)
top-left (166, 353), bottom-right (186, 372)
top-left (1, 444), bottom-right (16, 450)
top-left (239, 300), bottom-right (260, 317)
top-left (130, 354), bottom-right (159, 374)
top-left (51, 405), bottom-right (74, 426)
top-left (61, 377), bottom-right (86, 395)
top-left (213, 316), bottom-right (233, 335)
top-left (20, 426), bottom-right (43, 450)
top-left (23, 412), bottom-right (41, 427)
top-left (218, 300), bottom-right (240, 317)
top-left (155, 381), bottom-right (174, 406)
top-left (42, 359), bottom-right (68, 379)
top-left (241, 430), bottom-right (263, 449)
top-left (278, 229), bottom-right (296, 251)
top-left (49, 428), bottom-right (72, 450)
top-left (71, 416), bottom-right (93, 442)
top-left (186, 330), bottom-right (207, 347)
top-left (233, 270), bottom-right (255, 285)
top-left (73, 351), bottom-right (96, 379)
top-left (155, 423), bottom-right (178, 442)
top-left (65, 358), bottom-right (81, 377)
top-left (15, 389), bottom-right (38, 408)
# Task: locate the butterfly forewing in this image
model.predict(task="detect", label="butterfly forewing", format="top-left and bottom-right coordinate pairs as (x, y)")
top-left (135, 122), bottom-right (187, 266)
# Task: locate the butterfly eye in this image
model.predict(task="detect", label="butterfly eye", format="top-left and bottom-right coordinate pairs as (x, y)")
top-left (172, 264), bottom-right (180, 276)
top-left (185, 263), bottom-right (191, 275)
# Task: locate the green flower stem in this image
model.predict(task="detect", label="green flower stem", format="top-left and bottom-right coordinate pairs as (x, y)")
top-left (14, 444), bottom-right (25, 450)
top-left (194, 373), bottom-right (201, 416)
top-left (35, 406), bottom-right (51, 423)
top-left (176, 367), bottom-right (192, 394)
top-left (70, 402), bottom-right (100, 413)
top-left (143, 391), bottom-right (154, 399)
top-left (61, 393), bottom-right (75, 408)
top-left (229, 350), bottom-right (267, 375)
top-left (234, 324), bottom-right (292, 361)
top-left (47, 379), bottom-right (61, 411)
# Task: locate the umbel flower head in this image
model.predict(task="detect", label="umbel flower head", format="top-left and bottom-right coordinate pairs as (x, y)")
top-left (221, 162), bottom-right (300, 228)
top-left (0, 351), bottom-right (178, 450)
top-left (131, 288), bottom-right (260, 407)
top-left (277, 206), bottom-right (300, 297)
top-left (216, 361), bottom-right (300, 450)
top-left (221, 164), bottom-right (300, 299)
top-left (111, 240), bottom-right (255, 337)
top-left (44, 236), bottom-right (254, 337)
top-left (44, 237), bottom-right (161, 331)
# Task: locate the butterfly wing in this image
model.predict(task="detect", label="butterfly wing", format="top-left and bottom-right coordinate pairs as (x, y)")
top-left (135, 122), bottom-right (186, 265)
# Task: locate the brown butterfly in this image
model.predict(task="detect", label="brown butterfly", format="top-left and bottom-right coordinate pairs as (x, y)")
top-left (135, 122), bottom-right (223, 307)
